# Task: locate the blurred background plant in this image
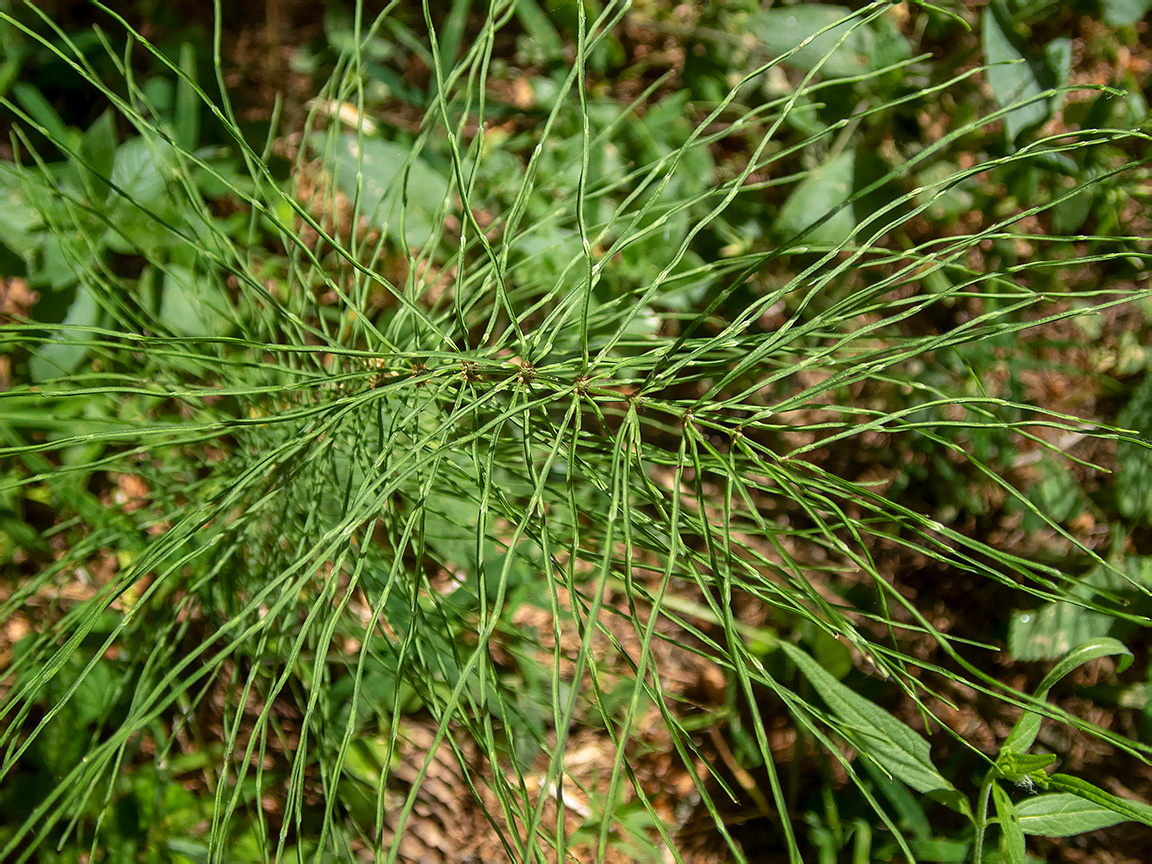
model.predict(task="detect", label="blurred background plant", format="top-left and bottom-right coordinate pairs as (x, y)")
top-left (1, 0), bottom-right (1151, 861)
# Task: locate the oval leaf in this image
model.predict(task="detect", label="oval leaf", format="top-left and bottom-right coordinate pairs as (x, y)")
top-left (29, 284), bottom-right (100, 383)
top-left (1045, 774), bottom-right (1152, 828)
top-left (1017, 793), bottom-right (1136, 837)
top-left (749, 6), bottom-right (867, 78)
top-left (773, 149), bottom-right (857, 247)
top-left (329, 135), bottom-right (449, 247)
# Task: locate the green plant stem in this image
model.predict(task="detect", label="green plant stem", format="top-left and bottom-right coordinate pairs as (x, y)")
top-left (973, 772), bottom-right (997, 864)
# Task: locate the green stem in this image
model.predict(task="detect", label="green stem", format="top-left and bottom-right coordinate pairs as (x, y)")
top-left (972, 773), bottom-right (997, 864)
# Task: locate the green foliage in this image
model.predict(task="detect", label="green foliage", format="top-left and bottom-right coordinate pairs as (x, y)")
top-left (783, 641), bottom-right (965, 811)
top-left (1117, 371), bottom-right (1152, 522)
top-left (1101, 0), bottom-right (1152, 26)
top-left (328, 134), bottom-right (450, 247)
top-left (2, 1), bottom-right (1151, 862)
top-left (1008, 556), bottom-right (1152, 661)
top-left (982, 2), bottom-right (1070, 144)
top-left (978, 639), bottom-right (1144, 861)
top-left (749, 4), bottom-right (910, 80)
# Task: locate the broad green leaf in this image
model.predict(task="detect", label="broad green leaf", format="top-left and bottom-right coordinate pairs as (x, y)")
top-left (1017, 793), bottom-right (1128, 836)
top-left (513, 226), bottom-right (583, 291)
top-left (1051, 186), bottom-right (1093, 234)
top-left (981, 5), bottom-right (1062, 142)
top-left (1045, 774), bottom-right (1152, 827)
top-left (773, 149), bottom-right (857, 247)
top-left (329, 134), bottom-right (449, 247)
top-left (1008, 602), bottom-right (1113, 662)
top-left (1102, 0), bottom-right (1152, 26)
top-left (513, 0), bottom-right (564, 62)
top-left (0, 163), bottom-right (44, 257)
top-left (1024, 458), bottom-right (1083, 528)
top-left (0, 49), bottom-right (21, 97)
top-left (861, 758), bottom-right (932, 841)
top-left (992, 782), bottom-right (1027, 864)
top-left (1044, 38), bottom-right (1072, 95)
top-left (1116, 372), bottom-right (1152, 521)
top-left (916, 162), bottom-right (974, 224)
top-left (143, 76), bottom-right (174, 116)
top-left (780, 642), bottom-right (961, 806)
top-left (33, 233), bottom-right (86, 293)
top-left (111, 135), bottom-right (176, 206)
top-left (11, 81), bottom-right (73, 149)
top-left (749, 6), bottom-right (869, 78)
top-left (29, 283), bottom-right (100, 382)
top-left (71, 657), bottom-right (117, 726)
top-left (907, 838), bottom-right (969, 862)
top-left (1011, 557), bottom-right (1152, 662)
top-left (77, 109), bottom-right (118, 202)
top-left (1017, 789), bottom-right (1152, 836)
top-left (1004, 638), bottom-right (1133, 752)
top-left (158, 265), bottom-right (234, 338)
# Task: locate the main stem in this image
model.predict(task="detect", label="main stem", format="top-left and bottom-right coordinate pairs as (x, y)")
top-left (972, 772), bottom-right (997, 864)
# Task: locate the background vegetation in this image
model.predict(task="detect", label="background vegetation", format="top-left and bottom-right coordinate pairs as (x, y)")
top-left (1, 0), bottom-right (1151, 861)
